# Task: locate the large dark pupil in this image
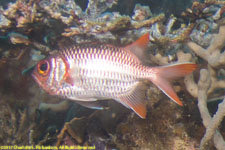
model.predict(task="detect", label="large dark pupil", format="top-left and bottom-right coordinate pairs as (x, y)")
top-left (40, 63), bottom-right (48, 71)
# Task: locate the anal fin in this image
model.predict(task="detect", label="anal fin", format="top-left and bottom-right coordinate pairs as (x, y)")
top-left (117, 83), bottom-right (147, 119)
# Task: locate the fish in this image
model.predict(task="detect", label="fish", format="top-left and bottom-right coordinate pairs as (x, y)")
top-left (32, 33), bottom-right (197, 119)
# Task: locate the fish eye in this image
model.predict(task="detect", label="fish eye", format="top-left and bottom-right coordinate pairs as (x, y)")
top-left (37, 60), bottom-right (50, 76)
top-left (40, 63), bottom-right (48, 71)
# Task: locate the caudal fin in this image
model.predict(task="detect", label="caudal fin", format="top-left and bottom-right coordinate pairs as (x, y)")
top-left (148, 63), bottom-right (197, 106)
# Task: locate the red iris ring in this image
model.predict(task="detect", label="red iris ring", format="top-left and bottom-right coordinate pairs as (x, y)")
top-left (37, 60), bottom-right (50, 76)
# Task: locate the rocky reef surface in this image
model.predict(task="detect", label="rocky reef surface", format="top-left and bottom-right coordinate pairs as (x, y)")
top-left (0, 0), bottom-right (225, 150)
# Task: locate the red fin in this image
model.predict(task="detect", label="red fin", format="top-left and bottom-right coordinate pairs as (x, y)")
top-left (118, 83), bottom-right (147, 119)
top-left (156, 63), bottom-right (198, 79)
top-left (148, 63), bottom-right (197, 106)
top-left (124, 33), bottom-right (150, 63)
top-left (150, 76), bottom-right (184, 106)
top-left (125, 33), bottom-right (150, 50)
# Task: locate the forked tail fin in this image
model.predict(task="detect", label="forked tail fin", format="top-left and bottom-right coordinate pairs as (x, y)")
top-left (148, 63), bottom-right (197, 106)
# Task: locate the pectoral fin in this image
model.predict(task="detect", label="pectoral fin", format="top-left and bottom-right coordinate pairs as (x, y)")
top-left (62, 58), bottom-right (81, 86)
top-left (75, 100), bottom-right (108, 110)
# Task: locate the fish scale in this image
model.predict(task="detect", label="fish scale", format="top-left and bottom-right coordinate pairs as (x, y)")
top-left (60, 45), bottom-right (144, 98)
top-left (32, 33), bottom-right (197, 118)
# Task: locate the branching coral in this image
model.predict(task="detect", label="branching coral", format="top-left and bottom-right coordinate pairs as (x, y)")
top-left (56, 117), bottom-right (87, 145)
top-left (62, 12), bottom-right (165, 38)
top-left (132, 4), bottom-right (152, 21)
top-left (148, 15), bottom-right (195, 48)
top-left (39, 0), bottom-right (83, 25)
top-left (0, 0), bottom-right (167, 47)
top-left (2, 0), bottom-right (41, 28)
top-left (186, 25), bottom-right (225, 98)
top-left (187, 25), bottom-right (225, 68)
top-left (146, 1), bottom-right (225, 149)
top-left (184, 3), bottom-right (225, 149)
top-left (197, 70), bottom-right (225, 150)
top-left (0, 13), bottom-right (11, 29)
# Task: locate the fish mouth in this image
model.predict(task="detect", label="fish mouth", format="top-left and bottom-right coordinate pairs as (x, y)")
top-left (32, 74), bottom-right (48, 92)
top-left (32, 73), bottom-right (43, 88)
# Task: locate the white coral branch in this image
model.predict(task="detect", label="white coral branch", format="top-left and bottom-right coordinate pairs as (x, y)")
top-left (187, 25), bottom-right (225, 67)
top-left (200, 95), bottom-right (225, 150)
top-left (197, 69), bottom-right (225, 150)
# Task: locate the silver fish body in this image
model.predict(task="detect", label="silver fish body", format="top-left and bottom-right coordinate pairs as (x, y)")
top-left (57, 45), bottom-right (151, 100)
top-left (32, 33), bottom-right (197, 118)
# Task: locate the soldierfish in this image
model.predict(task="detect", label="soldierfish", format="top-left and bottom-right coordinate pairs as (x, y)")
top-left (32, 33), bottom-right (197, 118)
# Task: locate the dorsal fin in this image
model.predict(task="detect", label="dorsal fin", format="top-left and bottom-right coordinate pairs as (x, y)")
top-left (124, 33), bottom-right (150, 64)
top-left (117, 82), bottom-right (147, 119)
top-left (125, 33), bottom-right (150, 50)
